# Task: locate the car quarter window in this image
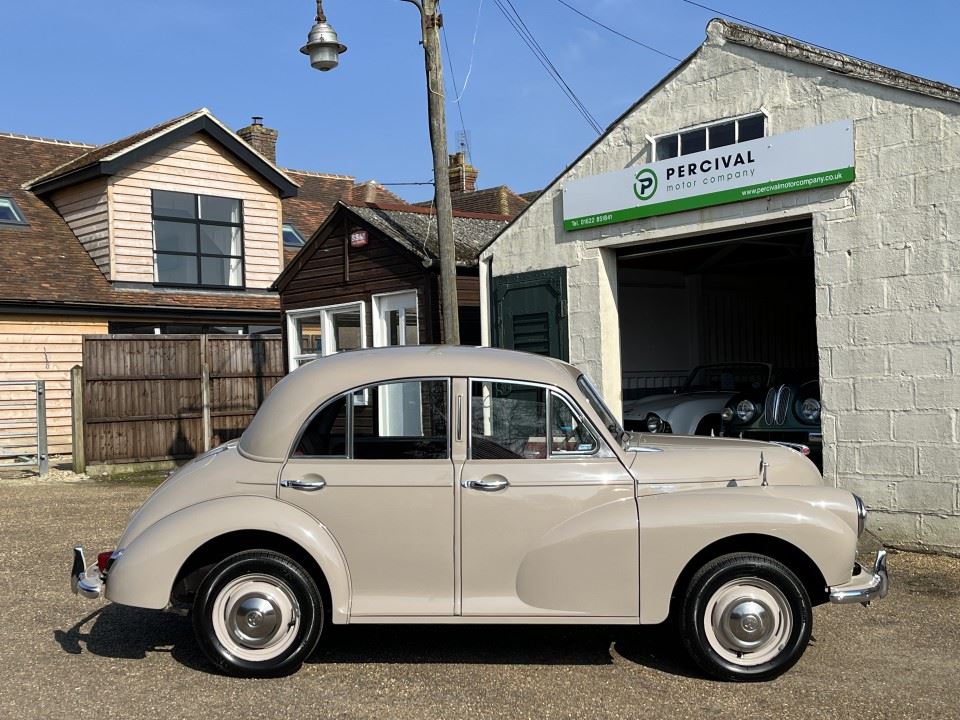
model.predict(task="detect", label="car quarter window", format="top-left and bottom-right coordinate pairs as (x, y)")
top-left (293, 379), bottom-right (449, 460)
top-left (294, 394), bottom-right (348, 457)
top-left (550, 393), bottom-right (598, 455)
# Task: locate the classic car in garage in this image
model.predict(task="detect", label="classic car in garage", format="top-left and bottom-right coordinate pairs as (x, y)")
top-left (623, 363), bottom-right (771, 435)
top-left (71, 346), bottom-right (886, 681)
top-left (721, 375), bottom-right (823, 470)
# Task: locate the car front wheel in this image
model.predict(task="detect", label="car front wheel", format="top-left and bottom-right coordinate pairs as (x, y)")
top-left (192, 550), bottom-right (324, 677)
top-left (679, 552), bottom-right (812, 681)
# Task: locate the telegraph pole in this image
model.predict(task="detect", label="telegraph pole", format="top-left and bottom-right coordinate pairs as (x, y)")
top-left (416, 0), bottom-right (460, 344)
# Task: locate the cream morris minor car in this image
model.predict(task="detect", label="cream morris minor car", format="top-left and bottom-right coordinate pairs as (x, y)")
top-left (71, 346), bottom-right (888, 681)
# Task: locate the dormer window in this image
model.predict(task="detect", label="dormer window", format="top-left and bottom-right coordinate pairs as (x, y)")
top-left (654, 113), bottom-right (766, 161)
top-left (283, 223), bottom-right (306, 247)
top-left (0, 196), bottom-right (27, 225)
top-left (152, 190), bottom-right (244, 288)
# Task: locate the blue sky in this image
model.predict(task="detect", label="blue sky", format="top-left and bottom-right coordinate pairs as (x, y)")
top-left (3, 1), bottom-right (958, 202)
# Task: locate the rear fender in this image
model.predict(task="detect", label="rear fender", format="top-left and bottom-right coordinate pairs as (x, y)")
top-left (106, 495), bottom-right (351, 623)
top-left (638, 487), bottom-right (856, 624)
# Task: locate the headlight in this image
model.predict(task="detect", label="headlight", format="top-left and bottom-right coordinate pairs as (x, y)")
top-left (799, 397), bottom-right (821, 423)
top-left (854, 494), bottom-right (867, 537)
top-left (646, 414), bottom-right (663, 433)
top-left (721, 407), bottom-right (734, 421)
top-left (736, 399), bottom-right (756, 422)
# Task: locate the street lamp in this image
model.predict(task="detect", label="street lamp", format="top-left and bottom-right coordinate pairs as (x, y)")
top-left (301, 0), bottom-right (461, 344)
top-left (300, 0), bottom-right (348, 71)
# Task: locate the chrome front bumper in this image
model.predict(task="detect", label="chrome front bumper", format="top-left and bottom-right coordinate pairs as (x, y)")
top-left (70, 546), bottom-right (105, 600)
top-left (829, 548), bottom-right (889, 606)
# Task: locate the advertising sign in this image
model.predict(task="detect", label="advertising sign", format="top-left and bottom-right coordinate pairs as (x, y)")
top-left (562, 119), bottom-right (854, 231)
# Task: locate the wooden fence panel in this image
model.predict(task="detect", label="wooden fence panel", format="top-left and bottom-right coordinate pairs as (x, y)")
top-left (82, 334), bottom-right (282, 466)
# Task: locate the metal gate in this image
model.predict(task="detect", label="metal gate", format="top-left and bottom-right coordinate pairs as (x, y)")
top-left (0, 380), bottom-right (48, 475)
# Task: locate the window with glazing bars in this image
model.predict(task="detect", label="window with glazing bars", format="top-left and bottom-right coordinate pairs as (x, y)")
top-left (654, 113), bottom-right (766, 161)
top-left (152, 189), bottom-right (244, 287)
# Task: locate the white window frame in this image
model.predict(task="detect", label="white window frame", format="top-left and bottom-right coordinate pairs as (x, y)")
top-left (648, 110), bottom-right (769, 161)
top-left (372, 289), bottom-right (420, 348)
top-left (286, 301), bottom-right (367, 371)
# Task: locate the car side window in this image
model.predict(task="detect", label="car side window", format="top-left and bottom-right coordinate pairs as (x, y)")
top-left (471, 381), bottom-right (547, 459)
top-left (550, 393), bottom-right (598, 455)
top-left (353, 380), bottom-right (448, 459)
top-left (294, 394), bottom-right (347, 457)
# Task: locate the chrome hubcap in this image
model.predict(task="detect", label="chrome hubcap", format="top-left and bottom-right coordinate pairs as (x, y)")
top-left (211, 574), bottom-right (300, 662)
top-left (703, 577), bottom-right (793, 667)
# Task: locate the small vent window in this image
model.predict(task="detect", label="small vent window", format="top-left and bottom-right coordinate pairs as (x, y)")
top-left (283, 224), bottom-right (306, 247)
top-left (0, 196), bottom-right (27, 225)
top-left (654, 113), bottom-right (767, 161)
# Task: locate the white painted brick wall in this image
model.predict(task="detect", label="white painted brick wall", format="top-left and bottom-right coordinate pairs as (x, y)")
top-left (483, 24), bottom-right (960, 553)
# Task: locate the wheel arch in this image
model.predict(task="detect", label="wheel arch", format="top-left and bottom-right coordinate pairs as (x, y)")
top-left (669, 533), bottom-right (829, 620)
top-left (171, 529), bottom-right (333, 619)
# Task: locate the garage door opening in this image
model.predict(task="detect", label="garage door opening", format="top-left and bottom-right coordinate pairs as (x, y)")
top-left (617, 218), bottom-right (820, 453)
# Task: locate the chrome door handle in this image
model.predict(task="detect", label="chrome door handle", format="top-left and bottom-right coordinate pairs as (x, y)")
top-left (461, 476), bottom-right (509, 492)
top-left (280, 478), bottom-right (326, 491)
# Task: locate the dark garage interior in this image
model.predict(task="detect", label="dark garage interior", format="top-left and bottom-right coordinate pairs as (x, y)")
top-left (618, 217), bottom-right (819, 403)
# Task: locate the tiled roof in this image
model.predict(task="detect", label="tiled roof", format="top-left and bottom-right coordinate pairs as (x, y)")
top-left (282, 170), bottom-right (356, 239)
top-left (0, 133), bottom-right (278, 314)
top-left (343, 201), bottom-right (510, 266)
top-left (25, 109), bottom-right (203, 189)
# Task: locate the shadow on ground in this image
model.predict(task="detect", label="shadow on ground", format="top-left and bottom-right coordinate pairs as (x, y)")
top-left (54, 605), bottom-right (704, 678)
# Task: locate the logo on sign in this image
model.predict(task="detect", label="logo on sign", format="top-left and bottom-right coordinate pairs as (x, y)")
top-left (633, 168), bottom-right (657, 201)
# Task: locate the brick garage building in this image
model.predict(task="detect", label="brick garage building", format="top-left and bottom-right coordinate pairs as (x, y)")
top-left (480, 19), bottom-right (960, 553)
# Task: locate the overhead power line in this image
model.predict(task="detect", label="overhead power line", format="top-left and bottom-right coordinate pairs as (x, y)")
top-left (555, 0), bottom-right (682, 62)
top-left (493, 0), bottom-right (603, 134)
top-left (442, 26), bottom-right (473, 161)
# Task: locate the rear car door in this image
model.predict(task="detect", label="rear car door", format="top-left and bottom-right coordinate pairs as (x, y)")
top-left (280, 378), bottom-right (454, 617)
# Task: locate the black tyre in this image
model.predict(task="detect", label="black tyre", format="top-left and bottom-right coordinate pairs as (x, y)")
top-left (192, 550), bottom-right (324, 677)
top-left (679, 552), bottom-right (812, 682)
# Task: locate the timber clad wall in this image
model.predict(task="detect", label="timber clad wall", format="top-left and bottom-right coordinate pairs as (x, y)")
top-left (282, 226), bottom-right (440, 345)
top-left (51, 180), bottom-right (111, 280)
top-left (110, 133), bottom-right (284, 288)
top-left (0, 316), bottom-right (108, 454)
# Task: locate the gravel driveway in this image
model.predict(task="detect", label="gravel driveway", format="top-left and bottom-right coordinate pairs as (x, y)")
top-left (0, 478), bottom-right (956, 720)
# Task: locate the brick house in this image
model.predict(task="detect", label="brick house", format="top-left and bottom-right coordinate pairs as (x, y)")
top-left (480, 20), bottom-right (960, 553)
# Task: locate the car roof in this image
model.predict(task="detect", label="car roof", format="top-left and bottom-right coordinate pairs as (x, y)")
top-left (239, 345), bottom-right (580, 461)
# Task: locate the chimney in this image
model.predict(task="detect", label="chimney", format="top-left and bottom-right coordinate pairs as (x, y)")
top-left (448, 151), bottom-right (478, 193)
top-left (237, 116), bottom-right (278, 164)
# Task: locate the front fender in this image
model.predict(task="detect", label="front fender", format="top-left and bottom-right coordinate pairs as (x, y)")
top-left (106, 495), bottom-right (352, 623)
top-left (638, 486), bottom-right (857, 624)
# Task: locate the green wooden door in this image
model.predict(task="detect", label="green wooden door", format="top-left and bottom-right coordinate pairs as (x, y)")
top-left (492, 268), bottom-right (568, 361)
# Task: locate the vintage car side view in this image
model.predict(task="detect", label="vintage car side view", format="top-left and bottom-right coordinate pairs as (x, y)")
top-left (623, 363), bottom-right (771, 435)
top-left (71, 346), bottom-right (887, 681)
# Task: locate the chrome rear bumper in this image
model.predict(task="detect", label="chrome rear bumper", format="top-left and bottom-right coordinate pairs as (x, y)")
top-left (829, 548), bottom-right (889, 606)
top-left (70, 546), bottom-right (104, 600)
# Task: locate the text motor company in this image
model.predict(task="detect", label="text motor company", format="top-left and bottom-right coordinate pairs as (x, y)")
top-left (563, 119), bottom-right (855, 231)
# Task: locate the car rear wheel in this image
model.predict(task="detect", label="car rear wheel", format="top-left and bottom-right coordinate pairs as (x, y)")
top-left (192, 550), bottom-right (324, 677)
top-left (679, 552), bottom-right (812, 681)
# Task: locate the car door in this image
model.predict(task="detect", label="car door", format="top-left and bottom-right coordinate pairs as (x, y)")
top-left (458, 379), bottom-right (639, 618)
top-left (279, 377), bottom-right (454, 617)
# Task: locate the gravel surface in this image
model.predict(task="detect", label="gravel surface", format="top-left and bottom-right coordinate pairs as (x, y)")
top-left (0, 479), bottom-right (957, 720)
